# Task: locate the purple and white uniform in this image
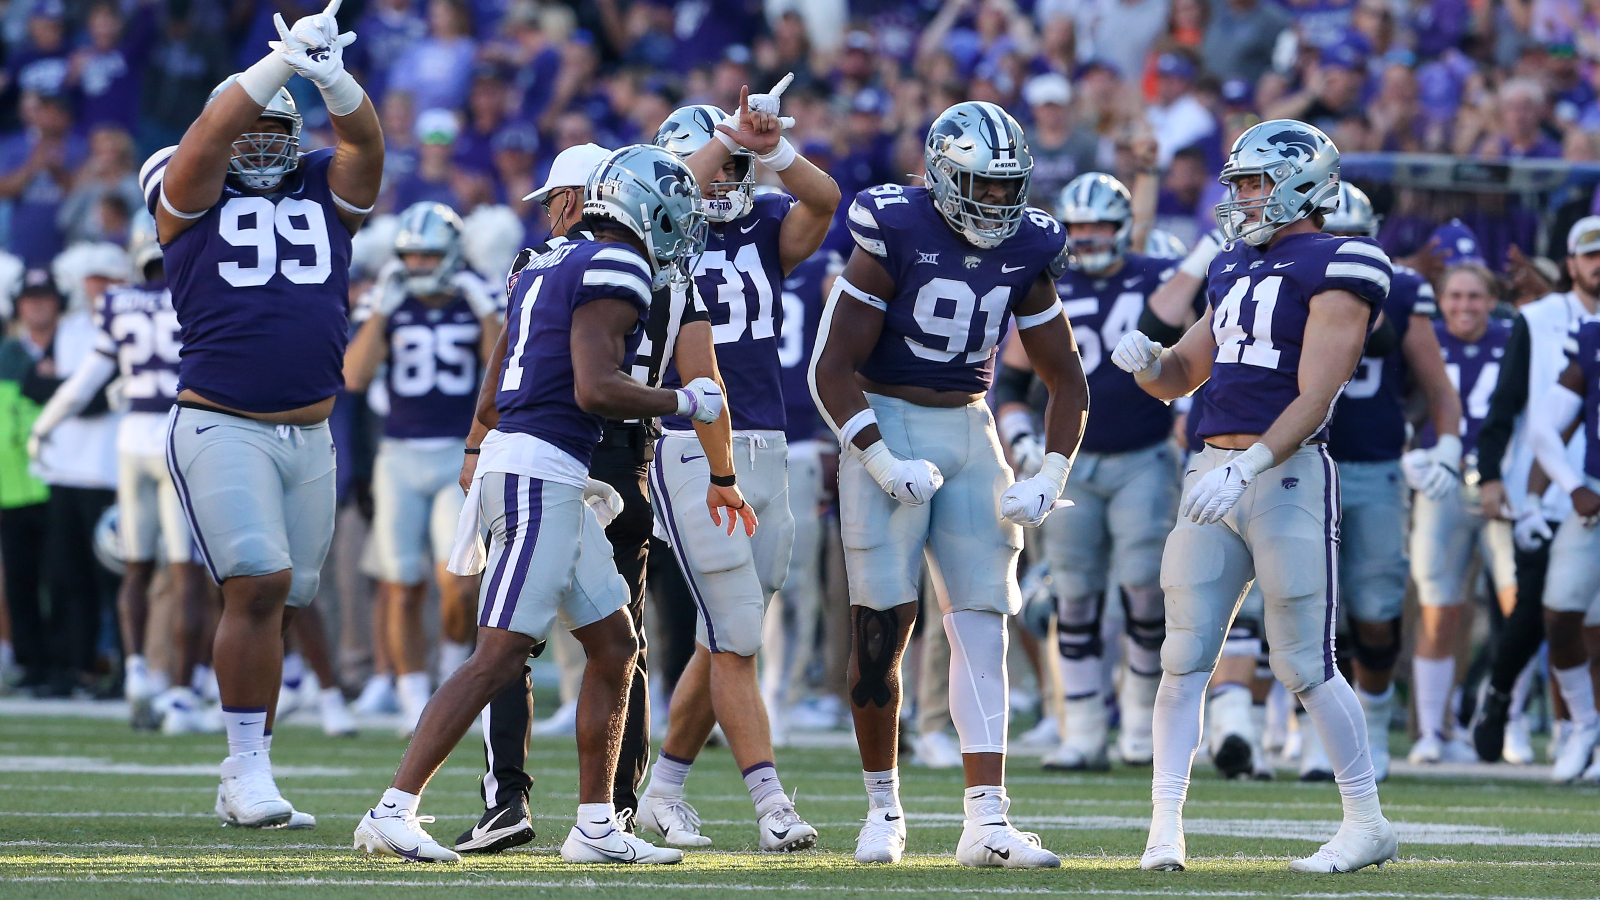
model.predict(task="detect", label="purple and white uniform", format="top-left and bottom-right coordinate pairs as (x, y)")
top-left (1161, 230), bottom-right (1393, 693)
top-left (1543, 321), bottom-right (1600, 618)
top-left (469, 238), bottom-right (646, 640)
top-left (150, 147), bottom-right (351, 606)
top-left (651, 191), bottom-right (797, 657)
top-left (837, 184), bottom-right (1066, 616)
top-left (1422, 318), bottom-right (1512, 460)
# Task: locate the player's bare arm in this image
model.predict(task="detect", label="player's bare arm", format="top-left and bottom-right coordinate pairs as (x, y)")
top-left (459, 327), bottom-right (508, 492)
top-left (571, 297), bottom-right (693, 421)
top-left (158, 78), bottom-right (286, 241)
top-left (1402, 310), bottom-right (1464, 454)
top-left (1012, 274), bottom-right (1088, 457)
top-left (1248, 289), bottom-right (1369, 460)
top-left (1534, 359), bottom-right (1600, 520)
top-left (672, 318), bottom-right (758, 536)
top-left (1125, 308), bottom-right (1217, 401)
top-left (342, 310), bottom-right (389, 391)
top-left (1145, 231), bottom-right (1222, 335)
top-left (809, 248), bottom-right (892, 452)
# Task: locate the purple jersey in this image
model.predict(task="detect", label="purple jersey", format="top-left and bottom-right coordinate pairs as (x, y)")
top-left (1565, 321), bottom-right (1600, 479)
top-left (146, 148), bottom-right (353, 413)
top-left (846, 185), bottom-right (1067, 393)
top-left (1328, 266), bottom-right (1437, 462)
top-left (1196, 232), bottom-right (1390, 441)
top-left (778, 251), bottom-right (837, 442)
top-left (661, 191), bottom-right (795, 432)
top-left (495, 239), bottom-right (651, 466)
top-left (1060, 254), bottom-right (1179, 454)
top-left (381, 293), bottom-right (483, 440)
top-left (1423, 317), bottom-right (1511, 457)
top-left (94, 280), bottom-right (180, 415)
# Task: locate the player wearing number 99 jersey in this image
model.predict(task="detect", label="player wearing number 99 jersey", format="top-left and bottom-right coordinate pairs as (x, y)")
top-left (1110, 120), bottom-right (1397, 873)
top-left (811, 100), bottom-right (1089, 869)
top-left (146, 8), bottom-right (384, 833)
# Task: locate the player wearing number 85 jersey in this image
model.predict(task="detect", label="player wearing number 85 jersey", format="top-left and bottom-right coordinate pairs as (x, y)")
top-left (146, 3), bottom-right (383, 833)
top-left (1111, 120), bottom-right (1397, 873)
top-left (811, 100), bottom-right (1089, 869)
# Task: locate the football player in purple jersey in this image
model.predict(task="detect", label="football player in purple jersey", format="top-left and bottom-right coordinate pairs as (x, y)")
top-left (631, 83), bottom-right (839, 853)
top-left (996, 173), bottom-right (1178, 774)
top-left (811, 101), bottom-right (1089, 868)
top-left (144, 0), bottom-right (382, 830)
top-left (344, 202), bottom-right (500, 737)
top-left (355, 146), bottom-right (729, 865)
top-left (1531, 318), bottom-right (1600, 782)
top-left (1111, 120), bottom-right (1396, 872)
top-left (1404, 264), bottom-right (1515, 767)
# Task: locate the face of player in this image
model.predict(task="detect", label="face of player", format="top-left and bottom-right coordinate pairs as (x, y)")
top-left (15, 292), bottom-right (60, 333)
top-left (1568, 248), bottom-right (1600, 299)
top-left (970, 174), bottom-right (1020, 207)
top-left (1439, 269), bottom-right (1494, 341)
top-left (1068, 221), bottom-right (1120, 274)
top-left (703, 156), bottom-right (750, 199)
top-left (1229, 173), bottom-right (1271, 225)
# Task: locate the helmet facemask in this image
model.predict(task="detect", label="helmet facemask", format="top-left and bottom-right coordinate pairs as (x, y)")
top-left (926, 161), bottom-right (1029, 250)
top-left (699, 153), bottom-right (754, 223)
top-left (228, 112), bottom-right (300, 191)
top-left (1067, 222), bottom-right (1128, 274)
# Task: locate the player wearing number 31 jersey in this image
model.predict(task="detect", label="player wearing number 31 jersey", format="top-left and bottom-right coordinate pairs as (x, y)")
top-left (811, 101), bottom-right (1089, 869)
top-left (1111, 120), bottom-right (1396, 874)
top-left (145, 0), bottom-right (384, 833)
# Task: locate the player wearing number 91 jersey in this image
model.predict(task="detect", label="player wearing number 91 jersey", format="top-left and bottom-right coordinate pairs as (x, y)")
top-left (811, 100), bottom-right (1089, 870)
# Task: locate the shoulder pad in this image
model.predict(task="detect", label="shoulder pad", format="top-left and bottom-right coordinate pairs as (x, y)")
top-left (847, 194), bottom-right (888, 258)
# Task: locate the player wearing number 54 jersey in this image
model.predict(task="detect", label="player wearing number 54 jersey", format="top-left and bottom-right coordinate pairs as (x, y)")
top-left (811, 101), bottom-right (1090, 869)
top-left (1111, 120), bottom-right (1397, 873)
top-left (145, 0), bottom-right (383, 832)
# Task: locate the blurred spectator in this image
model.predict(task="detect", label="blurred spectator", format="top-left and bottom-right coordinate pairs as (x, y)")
top-left (1140, 0), bottom-right (1207, 99)
top-left (1023, 73), bottom-right (1098, 203)
top-left (833, 30), bottom-right (878, 98)
top-left (919, 0), bottom-right (1038, 77)
top-left (766, 0), bottom-right (847, 57)
top-left (1146, 51), bottom-right (1215, 168)
top-left (348, 0), bottom-right (430, 105)
top-left (389, 0), bottom-right (478, 115)
top-left (0, 269), bottom-right (57, 693)
top-left (1202, 0), bottom-right (1292, 83)
top-left (66, 0), bottom-right (158, 136)
top-left (378, 92), bottom-right (420, 211)
top-left (0, 90), bottom-right (87, 266)
top-left (57, 126), bottom-right (141, 246)
top-left (1265, 42), bottom-right (1367, 132)
top-left (5, 1), bottom-right (70, 100)
top-left (455, 64), bottom-right (517, 175)
top-left (617, 0), bottom-right (677, 71)
top-left (391, 108), bottom-right (464, 211)
top-left (760, 10), bottom-right (816, 89)
top-left (670, 0), bottom-right (764, 69)
top-left (1154, 145), bottom-right (1210, 247)
top-left (1282, 0), bottom-right (1358, 50)
top-left (823, 87), bottom-right (896, 252)
top-left (482, 1), bottom-right (566, 123)
top-left (137, 0), bottom-right (233, 154)
top-left (1070, 0), bottom-right (1171, 89)
top-left (1368, 63), bottom-right (1424, 151)
top-left (1473, 78), bottom-right (1564, 158)
top-left (492, 122), bottom-right (540, 232)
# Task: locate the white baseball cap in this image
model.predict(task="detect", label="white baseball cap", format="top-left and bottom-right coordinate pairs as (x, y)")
top-left (524, 143), bottom-right (612, 203)
top-left (1023, 73), bottom-right (1072, 108)
top-left (1569, 215), bottom-right (1600, 256)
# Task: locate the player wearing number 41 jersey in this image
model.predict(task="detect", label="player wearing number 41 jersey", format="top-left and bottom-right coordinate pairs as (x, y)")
top-left (812, 100), bottom-right (1089, 869)
top-left (1112, 120), bottom-right (1397, 874)
top-left (145, 0), bottom-right (383, 833)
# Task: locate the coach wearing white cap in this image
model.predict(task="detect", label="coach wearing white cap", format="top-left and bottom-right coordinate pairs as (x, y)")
top-left (1471, 215), bottom-right (1600, 768)
top-left (524, 142), bottom-right (612, 238)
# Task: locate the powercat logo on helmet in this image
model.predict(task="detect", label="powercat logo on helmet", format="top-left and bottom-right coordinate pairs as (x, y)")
top-left (1260, 130), bottom-right (1319, 163)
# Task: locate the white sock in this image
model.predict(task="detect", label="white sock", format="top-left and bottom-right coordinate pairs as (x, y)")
top-left (1356, 684), bottom-right (1394, 740)
top-left (379, 787), bottom-right (420, 817)
top-left (1059, 654), bottom-right (1102, 701)
top-left (439, 641), bottom-right (472, 683)
top-left (577, 801), bottom-right (615, 831)
top-left (863, 767), bottom-right (900, 811)
top-left (1299, 675), bottom-right (1382, 827)
top-left (0, 640), bottom-right (13, 670)
top-left (1411, 655), bottom-right (1455, 737)
top-left (1553, 663), bottom-right (1599, 729)
top-left (126, 653), bottom-right (147, 678)
top-left (645, 751), bottom-right (693, 799)
top-left (943, 610), bottom-right (1008, 754)
top-left (222, 705), bottom-right (268, 756)
top-left (397, 671), bottom-right (431, 709)
top-left (263, 730), bottom-right (272, 752)
top-left (1151, 671), bottom-right (1210, 814)
top-left (962, 784), bottom-right (1007, 823)
top-left (742, 762), bottom-right (787, 816)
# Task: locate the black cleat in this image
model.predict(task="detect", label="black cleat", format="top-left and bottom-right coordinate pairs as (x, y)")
top-left (1213, 734), bottom-right (1254, 780)
top-left (455, 801), bottom-right (536, 854)
top-left (1472, 687), bottom-right (1511, 763)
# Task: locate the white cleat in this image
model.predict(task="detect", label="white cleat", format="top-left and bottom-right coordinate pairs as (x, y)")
top-left (352, 674), bottom-right (398, 715)
top-left (1551, 722), bottom-right (1600, 783)
top-left (1580, 752), bottom-right (1600, 784)
top-left (125, 655), bottom-right (160, 730)
top-left (757, 803), bottom-right (817, 852)
top-left (216, 751), bottom-right (292, 828)
top-left (854, 807), bottom-right (906, 864)
top-left (216, 785), bottom-right (316, 830)
top-left (319, 687), bottom-right (357, 737)
top-left (957, 820), bottom-right (1060, 869)
top-left (1288, 818), bottom-right (1398, 873)
top-left (561, 817), bottom-right (683, 864)
top-left (1013, 714), bottom-right (1059, 751)
top-left (1046, 696), bottom-right (1109, 771)
top-left (155, 687), bottom-right (208, 735)
top-left (910, 731), bottom-right (962, 769)
top-left (1406, 730), bottom-right (1444, 765)
top-left (1503, 715), bottom-right (1535, 765)
top-left (1549, 720), bottom-right (1571, 764)
top-left (636, 794), bottom-right (713, 848)
top-left (1140, 816), bottom-right (1186, 871)
top-left (354, 808), bottom-right (460, 862)
top-left (1438, 734), bottom-right (1479, 764)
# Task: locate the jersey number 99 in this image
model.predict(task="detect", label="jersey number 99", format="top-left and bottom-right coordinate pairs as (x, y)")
top-left (217, 196), bottom-right (332, 288)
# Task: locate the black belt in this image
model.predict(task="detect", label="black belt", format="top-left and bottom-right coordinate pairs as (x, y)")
top-left (176, 399), bottom-right (256, 421)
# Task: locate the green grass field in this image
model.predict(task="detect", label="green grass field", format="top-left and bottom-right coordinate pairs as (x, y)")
top-left (2, 713), bottom-right (1598, 899)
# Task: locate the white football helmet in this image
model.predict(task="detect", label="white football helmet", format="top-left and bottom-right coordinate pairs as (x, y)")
top-left (654, 104), bottom-right (754, 223)
top-left (393, 202), bottom-right (465, 296)
top-left (208, 75), bottom-right (303, 191)
top-left (924, 101), bottom-right (1033, 249)
top-left (1144, 229), bottom-right (1189, 259)
top-left (1321, 181), bottom-right (1379, 238)
top-left (1215, 119), bottom-right (1340, 247)
top-left (584, 145), bottom-right (708, 289)
top-left (1058, 172), bottom-right (1132, 272)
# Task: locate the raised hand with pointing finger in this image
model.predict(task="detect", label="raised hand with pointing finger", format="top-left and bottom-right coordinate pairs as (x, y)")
top-left (271, 0), bottom-right (357, 92)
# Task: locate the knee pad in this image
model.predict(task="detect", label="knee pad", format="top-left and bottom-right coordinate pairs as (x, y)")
top-left (1268, 645), bottom-right (1327, 694)
top-left (943, 609), bottom-right (1008, 754)
top-left (1345, 617), bottom-right (1401, 672)
top-left (1121, 586), bottom-right (1166, 676)
top-left (1160, 628), bottom-right (1217, 677)
top-left (1055, 590), bottom-right (1106, 661)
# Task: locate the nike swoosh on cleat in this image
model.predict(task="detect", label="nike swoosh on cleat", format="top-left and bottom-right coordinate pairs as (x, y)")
top-left (196, 424), bottom-right (219, 434)
top-left (470, 808), bottom-right (513, 841)
top-left (990, 846), bottom-right (1010, 860)
top-left (771, 828), bottom-right (791, 841)
top-left (884, 814), bottom-right (901, 822)
top-left (905, 482), bottom-right (916, 496)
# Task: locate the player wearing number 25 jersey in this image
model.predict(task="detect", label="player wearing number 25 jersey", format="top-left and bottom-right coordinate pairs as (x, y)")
top-left (812, 100), bottom-right (1089, 870)
top-left (1111, 120), bottom-right (1397, 874)
top-left (148, 9), bottom-right (384, 834)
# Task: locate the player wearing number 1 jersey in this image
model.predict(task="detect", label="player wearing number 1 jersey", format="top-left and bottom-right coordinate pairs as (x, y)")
top-left (812, 101), bottom-right (1089, 869)
top-left (146, 0), bottom-right (383, 831)
top-left (1111, 120), bottom-right (1396, 873)
top-left (632, 85), bottom-right (839, 853)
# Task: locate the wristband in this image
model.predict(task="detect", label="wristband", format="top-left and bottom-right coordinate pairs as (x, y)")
top-left (758, 137), bottom-right (797, 172)
top-left (1232, 442), bottom-right (1276, 481)
top-left (710, 472), bottom-right (737, 487)
top-left (464, 448), bottom-right (480, 455)
top-left (839, 408), bottom-right (877, 449)
top-left (319, 69), bottom-right (365, 117)
top-left (1038, 452), bottom-right (1073, 496)
top-left (858, 440), bottom-right (897, 486)
top-left (236, 51), bottom-right (295, 107)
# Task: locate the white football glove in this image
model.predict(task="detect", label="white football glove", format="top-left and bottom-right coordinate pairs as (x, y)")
top-left (1181, 443), bottom-right (1274, 525)
top-left (1111, 331), bottom-right (1163, 383)
top-left (1512, 505), bottom-right (1553, 552)
top-left (1000, 452), bottom-right (1074, 527)
top-left (1009, 432), bottom-right (1045, 479)
top-left (271, 0), bottom-right (356, 89)
top-left (583, 477), bottom-right (624, 528)
top-left (1402, 434), bottom-right (1461, 501)
top-left (454, 271), bottom-right (501, 320)
top-left (675, 376), bottom-right (724, 424)
top-left (858, 440), bottom-right (943, 506)
top-left (360, 265), bottom-right (408, 319)
top-left (746, 72), bottom-right (797, 129)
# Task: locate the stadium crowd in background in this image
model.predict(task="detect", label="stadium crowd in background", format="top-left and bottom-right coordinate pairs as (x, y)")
top-left (0, 0), bottom-right (1598, 772)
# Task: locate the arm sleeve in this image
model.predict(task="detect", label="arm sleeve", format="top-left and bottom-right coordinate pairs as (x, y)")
top-left (1138, 304), bottom-right (1187, 346)
top-left (1363, 314), bottom-right (1399, 358)
top-left (1475, 314), bottom-right (1531, 483)
top-left (28, 351), bottom-right (116, 436)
